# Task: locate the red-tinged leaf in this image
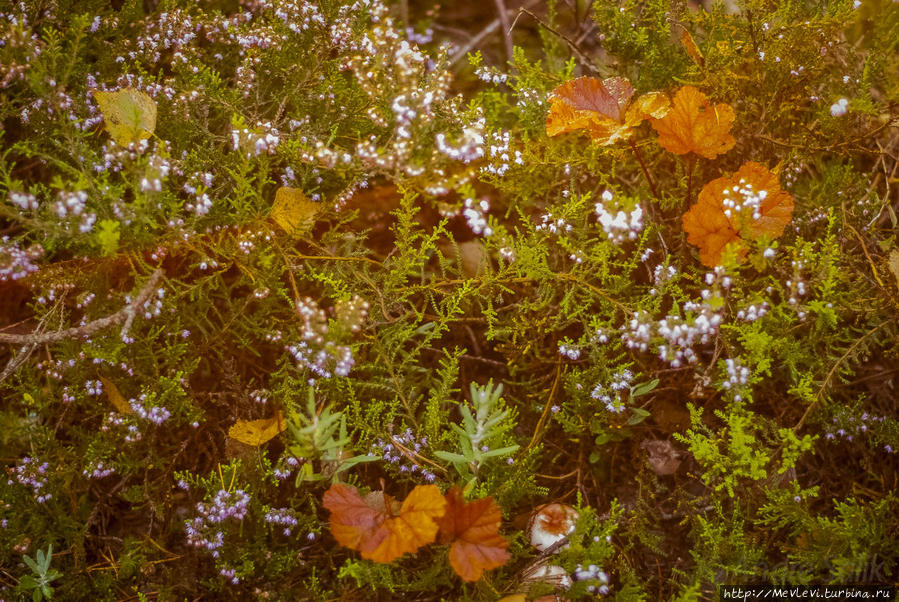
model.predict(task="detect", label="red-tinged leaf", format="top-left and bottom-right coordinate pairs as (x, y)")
top-left (546, 76), bottom-right (667, 146)
top-left (323, 483), bottom-right (446, 563)
top-left (437, 487), bottom-right (510, 582)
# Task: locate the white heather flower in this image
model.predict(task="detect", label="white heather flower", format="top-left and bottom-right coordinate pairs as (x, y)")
top-left (830, 98), bottom-right (849, 117)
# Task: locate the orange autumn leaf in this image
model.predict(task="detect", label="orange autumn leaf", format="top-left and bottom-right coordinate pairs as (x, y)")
top-left (680, 28), bottom-right (704, 66)
top-left (322, 483), bottom-right (447, 563)
top-left (546, 76), bottom-right (669, 146)
top-left (683, 161), bottom-right (794, 266)
top-left (651, 86), bottom-right (735, 159)
top-left (436, 487), bottom-right (510, 582)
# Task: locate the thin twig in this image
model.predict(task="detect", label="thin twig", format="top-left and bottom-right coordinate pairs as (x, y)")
top-left (0, 269), bottom-right (164, 345)
top-left (493, 0), bottom-right (515, 68)
top-left (511, 8), bottom-right (600, 74)
top-left (630, 139), bottom-right (660, 200)
top-left (685, 155), bottom-right (696, 206)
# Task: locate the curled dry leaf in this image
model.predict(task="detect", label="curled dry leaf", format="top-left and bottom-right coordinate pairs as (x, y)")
top-left (546, 76), bottom-right (669, 146)
top-left (228, 410), bottom-right (286, 446)
top-left (322, 483), bottom-right (446, 563)
top-left (436, 487), bottom-right (510, 582)
top-left (682, 161), bottom-right (794, 266)
top-left (651, 86), bottom-right (735, 159)
top-left (91, 88), bottom-right (157, 147)
top-left (270, 186), bottom-right (319, 237)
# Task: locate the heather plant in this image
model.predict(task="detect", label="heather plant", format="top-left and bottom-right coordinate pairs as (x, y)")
top-left (1, 0), bottom-right (897, 599)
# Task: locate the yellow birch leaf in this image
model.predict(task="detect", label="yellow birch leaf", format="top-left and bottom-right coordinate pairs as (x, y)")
top-left (228, 411), bottom-right (286, 446)
top-left (92, 88), bottom-right (157, 146)
top-left (99, 375), bottom-right (134, 414)
top-left (270, 187), bottom-right (319, 237)
top-left (681, 29), bottom-right (704, 66)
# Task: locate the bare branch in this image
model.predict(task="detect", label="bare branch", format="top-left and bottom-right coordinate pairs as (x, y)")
top-left (0, 268), bottom-right (164, 345)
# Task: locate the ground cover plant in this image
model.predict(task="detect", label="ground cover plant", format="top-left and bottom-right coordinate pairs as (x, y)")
top-left (0, 0), bottom-right (897, 599)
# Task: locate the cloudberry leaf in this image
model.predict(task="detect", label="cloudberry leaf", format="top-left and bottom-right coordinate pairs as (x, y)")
top-left (683, 161), bottom-right (794, 266)
top-left (436, 487), bottom-right (510, 581)
top-left (651, 86), bottom-right (735, 159)
top-left (323, 483), bottom-right (446, 563)
top-left (92, 88), bottom-right (157, 147)
top-left (228, 410), bottom-right (286, 446)
top-left (546, 76), bottom-right (669, 146)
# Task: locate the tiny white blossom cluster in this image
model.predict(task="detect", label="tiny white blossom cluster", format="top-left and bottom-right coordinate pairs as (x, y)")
top-left (475, 65), bottom-right (508, 85)
top-left (7, 191), bottom-right (38, 211)
top-left (623, 269), bottom-right (730, 367)
top-left (830, 97), bottom-right (849, 117)
top-left (435, 118), bottom-right (485, 163)
top-left (721, 358), bottom-right (751, 399)
top-left (595, 190), bottom-right (644, 244)
top-left (462, 197), bottom-right (492, 236)
top-left (535, 212), bottom-right (573, 234)
top-left (736, 302), bottom-right (769, 321)
top-left (231, 121), bottom-right (280, 156)
top-left (480, 129), bottom-right (523, 177)
top-left (287, 297), bottom-right (360, 381)
top-left (183, 172), bottom-right (214, 216)
top-left (54, 190), bottom-right (97, 233)
top-left (721, 180), bottom-right (768, 227)
top-left (140, 153), bottom-right (171, 192)
top-left (558, 342), bottom-right (581, 360)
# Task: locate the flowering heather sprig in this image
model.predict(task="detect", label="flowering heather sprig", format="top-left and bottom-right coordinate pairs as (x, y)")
top-left (264, 507), bottom-right (299, 536)
top-left (462, 197), bottom-right (492, 237)
top-left (9, 457), bottom-right (51, 503)
top-left (287, 297), bottom-right (359, 380)
top-left (7, 191), bottom-right (39, 211)
top-left (592, 369), bottom-right (634, 413)
top-left (721, 358), bottom-right (751, 398)
top-left (595, 190), bottom-right (644, 244)
top-left (623, 268), bottom-right (727, 367)
top-left (573, 563), bottom-right (611, 595)
top-left (825, 409), bottom-right (893, 454)
top-left (83, 460), bottom-right (115, 479)
top-left (0, 237), bottom-right (43, 282)
top-left (185, 489), bottom-right (251, 560)
top-left (371, 428), bottom-right (437, 482)
top-left (130, 394), bottom-right (172, 425)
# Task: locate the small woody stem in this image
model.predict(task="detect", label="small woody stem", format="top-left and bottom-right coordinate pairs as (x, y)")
top-left (629, 140), bottom-right (660, 201)
top-left (685, 155), bottom-right (696, 206)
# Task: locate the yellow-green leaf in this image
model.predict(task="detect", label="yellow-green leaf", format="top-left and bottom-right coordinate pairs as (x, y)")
top-left (270, 187), bottom-right (319, 237)
top-left (99, 375), bottom-right (133, 414)
top-left (92, 88), bottom-right (157, 146)
top-left (888, 249), bottom-right (899, 288)
top-left (228, 411), bottom-right (286, 446)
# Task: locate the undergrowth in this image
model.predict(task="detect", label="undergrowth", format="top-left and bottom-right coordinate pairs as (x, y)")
top-left (0, 0), bottom-right (897, 599)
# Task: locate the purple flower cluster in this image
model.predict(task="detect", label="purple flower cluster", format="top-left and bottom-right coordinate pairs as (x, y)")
top-left (591, 369), bottom-right (634, 414)
top-left (264, 507), bottom-right (299, 536)
top-left (84, 460), bottom-right (115, 479)
top-left (372, 429), bottom-right (436, 482)
top-left (825, 410), bottom-right (893, 453)
top-left (130, 393), bottom-right (172, 425)
top-left (185, 489), bottom-right (250, 559)
top-left (9, 457), bottom-right (51, 503)
top-left (287, 297), bottom-right (357, 381)
top-left (0, 237), bottom-right (43, 282)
